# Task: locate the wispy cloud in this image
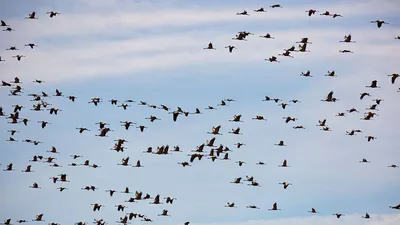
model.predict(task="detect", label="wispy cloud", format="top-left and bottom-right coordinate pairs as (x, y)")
top-left (1, 0), bottom-right (399, 84)
top-left (191, 214), bottom-right (400, 225)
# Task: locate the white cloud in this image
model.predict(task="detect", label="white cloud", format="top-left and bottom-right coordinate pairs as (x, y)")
top-left (188, 213), bottom-right (400, 225)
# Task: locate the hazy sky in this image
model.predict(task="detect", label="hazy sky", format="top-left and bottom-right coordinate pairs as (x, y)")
top-left (1, 0), bottom-right (400, 225)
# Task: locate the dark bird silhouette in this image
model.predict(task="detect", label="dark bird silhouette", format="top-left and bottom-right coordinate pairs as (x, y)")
top-left (47, 11), bottom-right (61, 18)
top-left (25, 43), bottom-right (38, 49)
top-left (254, 7), bottom-right (266, 12)
top-left (236, 10), bottom-right (250, 16)
top-left (268, 202), bottom-right (281, 210)
top-left (225, 45), bottom-right (236, 53)
top-left (366, 80), bottom-right (380, 88)
top-left (25, 11), bottom-right (38, 19)
top-left (306, 9), bottom-right (319, 16)
top-left (204, 42), bottom-right (216, 50)
top-left (371, 20), bottom-right (388, 28)
top-left (388, 73), bottom-right (399, 84)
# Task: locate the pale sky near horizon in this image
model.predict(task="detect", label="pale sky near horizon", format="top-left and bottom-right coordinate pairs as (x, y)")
top-left (1, 0), bottom-right (400, 225)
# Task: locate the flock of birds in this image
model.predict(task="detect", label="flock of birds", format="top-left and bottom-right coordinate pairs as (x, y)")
top-left (202, 6), bottom-right (398, 63)
top-left (1, 4), bottom-right (400, 225)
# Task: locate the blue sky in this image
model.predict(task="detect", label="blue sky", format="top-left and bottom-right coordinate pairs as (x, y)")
top-left (1, 0), bottom-right (400, 225)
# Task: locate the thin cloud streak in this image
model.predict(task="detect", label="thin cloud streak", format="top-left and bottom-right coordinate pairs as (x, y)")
top-left (0, 26), bottom-right (399, 84)
top-left (190, 214), bottom-right (400, 225)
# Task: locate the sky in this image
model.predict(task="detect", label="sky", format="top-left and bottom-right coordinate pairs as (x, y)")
top-left (1, 0), bottom-right (400, 225)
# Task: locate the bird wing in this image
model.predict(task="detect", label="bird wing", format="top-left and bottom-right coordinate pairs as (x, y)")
top-left (392, 75), bottom-right (397, 84)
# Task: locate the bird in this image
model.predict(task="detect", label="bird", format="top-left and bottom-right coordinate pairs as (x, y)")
top-left (115, 205), bottom-right (127, 212)
top-left (38, 121), bottom-right (51, 129)
top-left (165, 196), bottom-right (177, 204)
top-left (308, 208), bottom-right (319, 213)
top-left (254, 7), bottom-right (266, 12)
top-left (306, 9), bottom-right (319, 16)
top-left (279, 182), bottom-right (292, 189)
top-left (145, 115), bottom-right (160, 122)
top-left (321, 126), bottom-right (331, 131)
top-left (136, 125), bottom-right (148, 132)
top-left (300, 70), bottom-right (312, 77)
top-left (278, 50), bottom-right (293, 58)
top-left (91, 203), bottom-right (104, 211)
top-left (270, 4), bottom-right (282, 8)
top-left (322, 91), bottom-right (338, 102)
top-left (3, 27), bottom-right (14, 32)
top-left (47, 11), bottom-right (61, 18)
top-left (178, 162), bottom-right (191, 167)
top-left (268, 202), bottom-right (281, 210)
top-left (360, 92), bottom-right (370, 100)
top-left (230, 177), bottom-right (242, 184)
top-left (320, 11), bottom-right (331, 16)
top-left (6, 46), bottom-right (19, 50)
top-left (388, 73), bottom-right (399, 84)
top-left (204, 42), bottom-right (216, 50)
top-left (33, 214), bottom-right (44, 221)
top-left (283, 116), bottom-right (295, 123)
top-left (234, 143), bottom-right (246, 148)
top-left (366, 80), bottom-right (380, 88)
top-left (12, 55), bottom-right (26, 61)
top-left (225, 202), bottom-right (236, 208)
top-left (150, 194), bottom-right (162, 204)
top-left (371, 20), bottom-right (389, 28)
top-left (33, 79), bottom-right (45, 84)
top-left (170, 111), bottom-right (180, 122)
top-left (252, 115), bottom-right (267, 121)
top-left (4, 163), bottom-right (14, 171)
top-left (133, 160), bottom-right (143, 168)
top-left (333, 213), bottom-right (344, 218)
top-left (229, 115), bottom-right (243, 122)
top-left (76, 127), bottom-right (90, 133)
top-left (25, 43), bottom-right (38, 49)
top-left (332, 13), bottom-right (343, 18)
top-left (118, 103), bottom-right (130, 110)
top-left (362, 213), bottom-right (371, 219)
top-left (279, 160), bottom-right (289, 167)
top-left (260, 33), bottom-right (274, 39)
top-left (225, 45), bottom-right (236, 53)
top-left (339, 49), bottom-right (353, 53)
top-left (236, 161), bottom-right (245, 166)
top-left (340, 34), bottom-right (355, 43)
top-left (236, 10), bottom-right (249, 16)
top-left (229, 127), bottom-right (242, 135)
top-left (30, 182), bottom-right (41, 189)
top-left (25, 11), bottom-right (38, 19)
top-left (266, 56), bottom-right (279, 62)
top-left (359, 158), bottom-right (371, 163)
top-left (22, 165), bottom-right (33, 172)
top-left (365, 136), bottom-right (376, 142)
top-left (389, 204), bottom-right (400, 210)
top-left (1, 20), bottom-right (10, 27)
top-left (275, 140), bottom-right (286, 146)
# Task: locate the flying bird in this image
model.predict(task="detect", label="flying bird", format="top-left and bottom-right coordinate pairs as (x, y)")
top-left (25, 11), bottom-right (38, 19)
top-left (371, 20), bottom-right (389, 28)
top-left (204, 42), bottom-right (216, 50)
